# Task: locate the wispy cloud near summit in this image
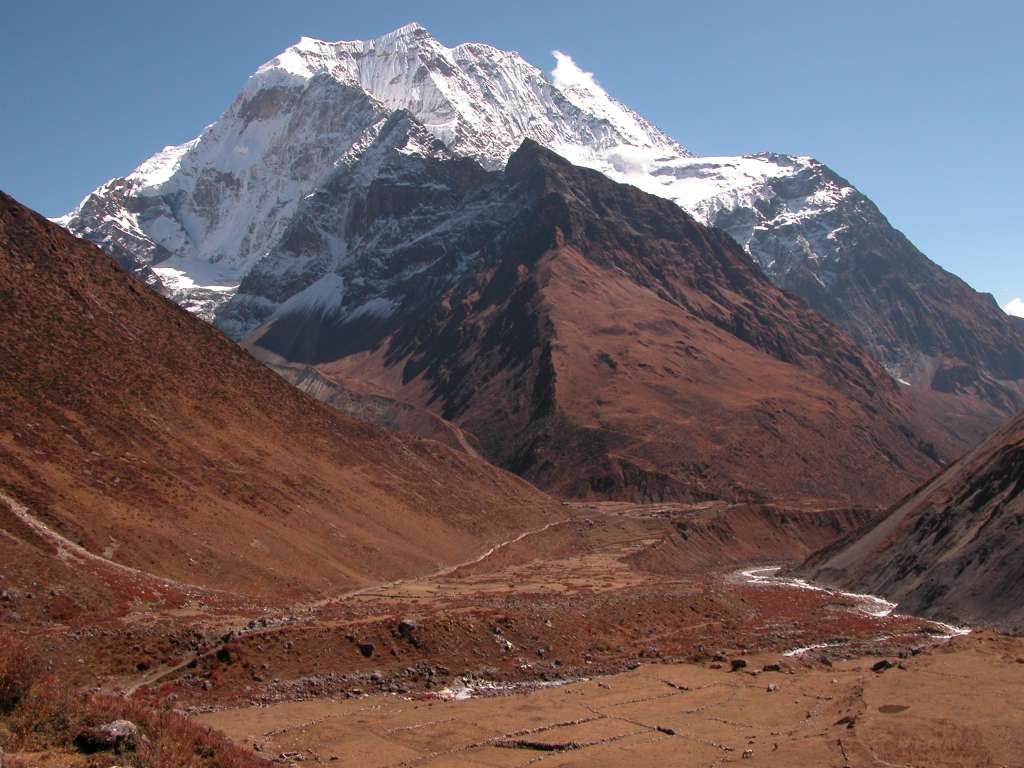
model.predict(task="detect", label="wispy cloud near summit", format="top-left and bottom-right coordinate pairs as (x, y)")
top-left (550, 51), bottom-right (599, 93)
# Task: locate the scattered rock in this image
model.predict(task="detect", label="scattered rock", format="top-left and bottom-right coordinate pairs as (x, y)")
top-left (763, 663), bottom-right (781, 672)
top-left (656, 725), bottom-right (676, 735)
top-left (398, 618), bottom-right (418, 638)
top-left (730, 659), bottom-right (747, 672)
top-left (357, 642), bottom-right (375, 658)
top-left (767, 683), bottom-right (779, 692)
top-left (871, 660), bottom-right (893, 673)
top-left (75, 720), bottom-right (140, 754)
top-left (742, 749), bottom-right (754, 758)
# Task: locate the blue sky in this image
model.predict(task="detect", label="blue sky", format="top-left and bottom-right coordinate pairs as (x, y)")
top-left (2, 0), bottom-right (1021, 306)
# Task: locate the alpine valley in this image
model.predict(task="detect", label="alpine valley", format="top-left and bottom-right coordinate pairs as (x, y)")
top-left (4, 20), bottom-right (1024, 768)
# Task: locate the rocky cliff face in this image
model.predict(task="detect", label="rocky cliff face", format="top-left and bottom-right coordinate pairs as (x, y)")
top-left (56, 24), bottom-right (1024, 420)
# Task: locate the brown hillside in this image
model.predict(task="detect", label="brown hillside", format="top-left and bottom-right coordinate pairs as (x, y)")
top-left (0, 191), bottom-right (562, 605)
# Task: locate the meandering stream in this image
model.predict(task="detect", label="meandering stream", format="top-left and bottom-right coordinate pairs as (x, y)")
top-left (738, 566), bottom-right (970, 656)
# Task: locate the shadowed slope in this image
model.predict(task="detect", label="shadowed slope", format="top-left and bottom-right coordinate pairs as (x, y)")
top-left (801, 407), bottom-right (1024, 633)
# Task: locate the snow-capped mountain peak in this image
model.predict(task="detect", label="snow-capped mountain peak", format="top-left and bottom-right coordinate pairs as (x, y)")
top-left (245, 24), bottom-right (688, 170)
top-left (57, 23), bottom-right (698, 322)
top-left (57, 24), bottom-right (1024, 411)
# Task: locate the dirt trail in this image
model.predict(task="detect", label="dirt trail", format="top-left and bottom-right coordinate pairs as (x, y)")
top-left (119, 515), bottom-right (575, 695)
top-left (1, 494), bottom-right (217, 599)
top-left (309, 516), bottom-right (575, 605)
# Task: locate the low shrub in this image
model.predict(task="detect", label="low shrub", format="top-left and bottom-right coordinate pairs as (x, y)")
top-left (0, 638), bottom-right (46, 714)
top-left (0, 639), bottom-right (264, 767)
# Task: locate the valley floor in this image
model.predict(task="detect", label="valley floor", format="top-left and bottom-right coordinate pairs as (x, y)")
top-left (199, 631), bottom-right (1024, 768)
top-left (5, 501), bottom-right (1019, 767)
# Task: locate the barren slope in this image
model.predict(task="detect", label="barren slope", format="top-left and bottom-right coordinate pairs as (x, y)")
top-left (801, 408), bottom-right (1024, 633)
top-left (0, 191), bottom-right (562, 606)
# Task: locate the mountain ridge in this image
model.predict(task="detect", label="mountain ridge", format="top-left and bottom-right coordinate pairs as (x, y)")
top-left (240, 138), bottom-right (946, 503)
top-left (55, 23), bottom-right (1024, 424)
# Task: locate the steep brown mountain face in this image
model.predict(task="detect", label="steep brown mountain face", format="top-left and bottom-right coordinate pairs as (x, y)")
top-left (801, 408), bottom-right (1024, 633)
top-left (248, 141), bottom-right (944, 505)
top-left (0, 191), bottom-right (563, 605)
top-left (712, 161), bottom-right (1024, 419)
top-left (800, 236), bottom-right (1024, 414)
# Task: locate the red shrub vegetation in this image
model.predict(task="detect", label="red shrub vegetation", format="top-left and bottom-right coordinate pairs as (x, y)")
top-left (0, 638), bottom-right (264, 767)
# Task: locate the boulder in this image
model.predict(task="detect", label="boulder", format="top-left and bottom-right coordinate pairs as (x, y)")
top-left (75, 720), bottom-right (140, 753)
top-left (397, 618), bottom-right (418, 637)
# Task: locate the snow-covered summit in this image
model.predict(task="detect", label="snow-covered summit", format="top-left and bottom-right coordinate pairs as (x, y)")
top-left (247, 23), bottom-right (688, 170)
top-left (57, 23), bottom-right (701, 322)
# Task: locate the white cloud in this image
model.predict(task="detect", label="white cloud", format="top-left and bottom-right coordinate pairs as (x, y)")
top-left (551, 51), bottom-right (600, 93)
top-left (1004, 297), bottom-right (1024, 318)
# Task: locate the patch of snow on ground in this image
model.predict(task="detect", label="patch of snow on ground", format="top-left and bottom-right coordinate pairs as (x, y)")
top-left (430, 676), bottom-right (587, 701)
top-left (274, 273), bottom-right (347, 317)
top-left (151, 264), bottom-right (240, 294)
